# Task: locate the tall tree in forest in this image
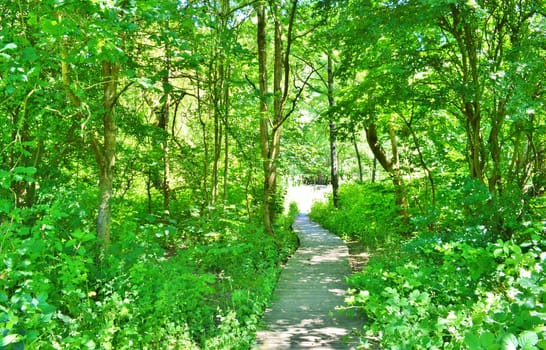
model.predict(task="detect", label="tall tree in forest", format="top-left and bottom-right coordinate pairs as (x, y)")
top-left (208, 0), bottom-right (234, 204)
top-left (1, 1), bottom-right (43, 209)
top-left (327, 53), bottom-right (340, 207)
top-left (256, 0), bottom-right (301, 234)
top-left (59, 1), bottom-right (134, 255)
top-left (94, 61), bottom-right (121, 253)
top-left (433, 0), bottom-right (545, 194)
top-left (337, 0), bottom-right (545, 197)
top-left (334, 0), bottom-right (544, 223)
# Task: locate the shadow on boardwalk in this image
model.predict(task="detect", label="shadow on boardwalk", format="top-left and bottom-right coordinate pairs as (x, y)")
top-left (254, 214), bottom-right (362, 349)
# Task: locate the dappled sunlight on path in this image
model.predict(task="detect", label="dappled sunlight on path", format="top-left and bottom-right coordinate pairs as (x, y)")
top-left (253, 214), bottom-right (362, 349)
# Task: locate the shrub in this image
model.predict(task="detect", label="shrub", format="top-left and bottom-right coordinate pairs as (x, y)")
top-left (345, 229), bottom-right (546, 349)
top-left (1, 183), bottom-right (299, 349)
top-left (310, 182), bottom-right (400, 248)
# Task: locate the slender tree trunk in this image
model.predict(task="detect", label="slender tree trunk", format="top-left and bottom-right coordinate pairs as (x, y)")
top-left (388, 117), bottom-right (409, 215)
top-left (212, 103), bottom-right (221, 202)
top-left (352, 131), bottom-right (364, 183)
top-left (62, 50), bottom-right (119, 255)
top-left (220, 0), bottom-right (230, 203)
top-left (210, 54), bottom-right (221, 203)
top-left (400, 112), bottom-right (436, 206)
top-left (256, 2), bottom-right (274, 235)
top-left (92, 60), bottom-right (119, 254)
top-left (448, 7), bottom-right (485, 184)
top-left (371, 157), bottom-right (377, 183)
top-left (197, 76), bottom-right (210, 208)
top-left (200, 116), bottom-right (209, 208)
top-left (488, 100), bottom-right (505, 194)
top-left (146, 168), bottom-right (152, 213)
top-left (327, 53), bottom-right (339, 207)
top-left (159, 49), bottom-right (171, 213)
top-left (222, 67), bottom-right (230, 202)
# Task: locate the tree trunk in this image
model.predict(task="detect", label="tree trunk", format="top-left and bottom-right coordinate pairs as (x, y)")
top-left (327, 53), bottom-right (339, 208)
top-left (256, 2), bottom-right (274, 235)
top-left (196, 76), bottom-right (210, 209)
top-left (92, 60), bottom-right (119, 254)
top-left (256, 0), bottom-right (298, 235)
top-left (61, 50), bottom-right (119, 256)
top-left (212, 101), bottom-right (221, 202)
top-left (365, 122), bottom-right (409, 218)
top-left (388, 117), bottom-right (409, 215)
top-left (221, 63), bottom-right (231, 202)
top-left (400, 112), bottom-right (436, 206)
top-left (352, 130), bottom-right (364, 183)
top-left (220, 0), bottom-right (230, 203)
top-left (371, 157), bottom-right (377, 183)
top-left (488, 100), bottom-right (505, 194)
top-left (159, 52), bottom-right (171, 213)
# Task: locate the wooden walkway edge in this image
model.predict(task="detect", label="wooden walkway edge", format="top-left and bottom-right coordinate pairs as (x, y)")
top-left (253, 214), bottom-right (362, 349)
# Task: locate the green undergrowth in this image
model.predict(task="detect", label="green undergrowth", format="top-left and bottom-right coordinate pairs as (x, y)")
top-left (310, 182), bottom-right (402, 249)
top-left (310, 181), bottom-right (546, 349)
top-left (1, 185), bottom-right (299, 349)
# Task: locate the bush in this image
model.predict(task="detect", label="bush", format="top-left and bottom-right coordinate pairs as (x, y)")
top-left (310, 177), bottom-right (546, 348)
top-left (346, 236), bottom-right (546, 349)
top-left (1, 182), bottom-right (299, 349)
top-left (310, 182), bottom-right (400, 248)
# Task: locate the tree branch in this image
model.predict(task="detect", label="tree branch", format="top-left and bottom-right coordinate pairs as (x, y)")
top-left (274, 68), bottom-right (313, 132)
top-left (282, 0), bottom-right (299, 103)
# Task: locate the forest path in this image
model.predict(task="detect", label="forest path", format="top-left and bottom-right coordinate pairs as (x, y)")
top-left (253, 214), bottom-right (362, 349)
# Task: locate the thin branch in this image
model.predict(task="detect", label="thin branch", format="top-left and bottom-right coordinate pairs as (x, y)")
top-left (274, 69), bottom-right (313, 131)
top-left (112, 81), bottom-right (135, 106)
top-left (244, 73), bottom-right (258, 92)
top-left (293, 53), bottom-right (328, 87)
top-left (282, 0), bottom-right (299, 103)
top-left (292, 22), bottom-right (321, 42)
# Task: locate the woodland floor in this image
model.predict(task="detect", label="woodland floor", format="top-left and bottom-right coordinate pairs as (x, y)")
top-left (253, 214), bottom-right (363, 349)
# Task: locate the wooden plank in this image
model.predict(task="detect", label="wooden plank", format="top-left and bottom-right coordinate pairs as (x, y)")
top-left (253, 214), bottom-right (362, 349)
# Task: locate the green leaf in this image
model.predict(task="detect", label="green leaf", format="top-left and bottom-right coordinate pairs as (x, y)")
top-left (465, 332), bottom-right (498, 349)
top-left (14, 166), bottom-right (37, 175)
top-left (503, 334), bottom-right (518, 350)
top-left (41, 19), bottom-right (61, 35)
top-left (0, 333), bottom-right (22, 347)
top-left (465, 333), bottom-right (481, 348)
top-left (518, 331), bottom-right (539, 348)
top-left (22, 47), bottom-right (39, 63)
top-left (0, 43), bottom-right (17, 52)
top-left (481, 332), bottom-right (496, 346)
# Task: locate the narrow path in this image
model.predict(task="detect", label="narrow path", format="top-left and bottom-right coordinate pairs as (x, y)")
top-left (253, 214), bottom-right (361, 349)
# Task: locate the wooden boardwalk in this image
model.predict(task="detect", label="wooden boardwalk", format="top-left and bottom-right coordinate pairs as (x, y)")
top-left (253, 214), bottom-right (362, 349)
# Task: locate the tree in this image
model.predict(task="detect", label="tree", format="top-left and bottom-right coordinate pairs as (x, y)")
top-left (57, 1), bottom-right (135, 255)
top-left (335, 0), bottom-right (545, 222)
top-left (255, 0), bottom-right (301, 235)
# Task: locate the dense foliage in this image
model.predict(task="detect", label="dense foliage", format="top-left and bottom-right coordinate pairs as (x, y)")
top-left (1, 178), bottom-right (299, 348)
top-left (312, 182), bottom-right (546, 349)
top-left (1, 0), bottom-right (545, 348)
top-left (309, 2), bottom-right (545, 346)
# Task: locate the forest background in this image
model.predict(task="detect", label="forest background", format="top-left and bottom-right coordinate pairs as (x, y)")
top-left (1, 0), bottom-right (545, 348)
